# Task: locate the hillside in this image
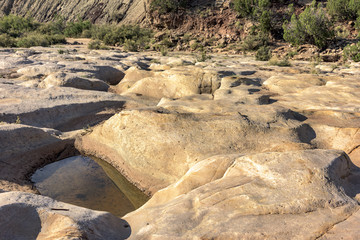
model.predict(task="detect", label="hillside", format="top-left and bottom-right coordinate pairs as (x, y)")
top-left (0, 0), bottom-right (147, 24)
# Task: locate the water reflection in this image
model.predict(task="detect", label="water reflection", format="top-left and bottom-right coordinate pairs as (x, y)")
top-left (31, 156), bottom-right (148, 217)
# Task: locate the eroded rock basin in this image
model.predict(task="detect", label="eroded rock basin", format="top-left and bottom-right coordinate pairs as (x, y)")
top-left (31, 156), bottom-right (149, 217)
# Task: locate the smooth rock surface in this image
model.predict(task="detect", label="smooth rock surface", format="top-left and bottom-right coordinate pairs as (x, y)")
top-left (125, 150), bottom-right (360, 239)
top-left (0, 192), bottom-right (131, 240)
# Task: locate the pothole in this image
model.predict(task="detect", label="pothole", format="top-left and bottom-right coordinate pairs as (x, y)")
top-left (31, 155), bottom-right (149, 217)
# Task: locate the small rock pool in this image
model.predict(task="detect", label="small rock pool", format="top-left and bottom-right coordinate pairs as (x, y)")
top-left (31, 156), bottom-right (149, 217)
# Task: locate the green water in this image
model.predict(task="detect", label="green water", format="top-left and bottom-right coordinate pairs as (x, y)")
top-left (31, 156), bottom-right (149, 217)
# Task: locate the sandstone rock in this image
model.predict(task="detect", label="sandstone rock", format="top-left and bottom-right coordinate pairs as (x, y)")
top-left (0, 192), bottom-right (131, 240)
top-left (17, 63), bottom-right (64, 77)
top-left (115, 66), bottom-right (222, 99)
top-left (0, 79), bottom-right (127, 129)
top-left (39, 72), bottom-right (109, 92)
top-left (125, 150), bottom-right (360, 239)
top-left (0, 124), bottom-right (75, 192)
top-left (293, 44), bottom-right (320, 61)
top-left (76, 103), bottom-right (311, 194)
top-left (263, 74), bottom-right (326, 95)
top-left (60, 63), bottom-right (125, 85)
top-left (0, 55), bottom-right (33, 70)
top-left (273, 76), bottom-right (360, 112)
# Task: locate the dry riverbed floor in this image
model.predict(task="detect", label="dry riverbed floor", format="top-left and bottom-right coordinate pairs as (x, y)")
top-left (0, 43), bottom-right (360, 239)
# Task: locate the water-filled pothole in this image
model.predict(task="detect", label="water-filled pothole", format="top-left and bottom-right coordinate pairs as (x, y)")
top-left (31, 156), bottom-right (149, 217)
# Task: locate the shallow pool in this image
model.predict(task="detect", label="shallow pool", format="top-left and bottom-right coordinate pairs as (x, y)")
top-left (31, 156), bottom-right (149, 217)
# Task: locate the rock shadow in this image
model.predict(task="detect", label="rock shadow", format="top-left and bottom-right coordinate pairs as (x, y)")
top-left (0, 203), bottom-right (41, 240)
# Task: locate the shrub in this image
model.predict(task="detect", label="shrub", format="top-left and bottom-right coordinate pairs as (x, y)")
top-left (16, 33), bottom-right (51, 48)
top-left (123, 39), bottom-right (139, 52)
top-left (242, 32), bottom-right (269, 51)
top-left (37, 16), bottom-right (66, 35)
top-left (283, 1), bottom-right (334, 49)
top-left (0, 15), bottom-right (38, 38)
top-left (88, 40), bottom-right (109, 50)
top-left (268, 56), bottom-right (291, 66)
top-left (150, 0), bottom-right (189, 13)
top-left (64, 18), bottom-right (92, 37)
top-left (259, 10), bottom-right (271, 32)
top-left (233, 0), bottom-right (258, 18)
top-left (98, 25), bottom-right (152, 49)
top-left (334, 25), bottom-right (350, 39)
top-left (256, 45), bottom-right (271, 60)
top-left (327, 0), bottom-right (360, 20)
top-left (0, 34), bottom-right (15, 47)
top-left (232, 0), bottom-right (270, 18)
top-left (343, 42), bottom-right (360, 62)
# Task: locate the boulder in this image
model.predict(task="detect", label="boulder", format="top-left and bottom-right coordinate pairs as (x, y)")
top-left (76, 103), bottom-right (312, 194)
top-left (0, 192), bottom-right (131, 240)
top-left (125, 150), bottom-right (360, 239)
top-left (39, 72), bottom-right (109, 92)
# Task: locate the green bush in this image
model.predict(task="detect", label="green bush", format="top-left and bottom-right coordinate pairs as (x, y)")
top-left (327, 0), bottom-right (360, 20)
top-left (256, 45), bottom-right (271, 60)
top-left (16, 33), bottom-right (51, 48)
top-left (259, 10), bottom-right (271, 32)
top-left (343, 42), bottom-right (360, 61)
top-left (64, 18), bottom-right (92, 37)
top-left (0, 15), bottom-right (38, 38)
top-left (0, 34), bottom-right (15, 47)
top-left (283, 1), bottom-right (334, 49)
top-left (150, 0), bottom-right (189, 13)
top-left (242, 32), bottom-right (269, 51)
top-left (88, 40), bottom-right (109, 50)
top-left (232, 0), bottom-right (270, 18)
top-left (37, 16), bottom-right (66, 35)
top-left (93, 25), bottom-right (152, 51)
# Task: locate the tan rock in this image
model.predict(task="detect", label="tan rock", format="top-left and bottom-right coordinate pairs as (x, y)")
top-left (0, 192), bottom-right (131, 240)
top-left (263, 74), bottom-right (326, 95)
top-left (115, 66), bottom-right (221, 99)
top-left (39, 72), bottom-right (109, 91)
top-left (125, 150), bottom-right (360, 239)
top-left (76, 104), bottom-right (311, 194)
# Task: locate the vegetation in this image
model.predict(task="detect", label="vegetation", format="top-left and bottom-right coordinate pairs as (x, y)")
top-left (256, 45), bottom-right (272, 61)
top-left (88, 40), bottom-right (109, 50)
top-left (327, 0), bottom-right (360, 20)
top-left (343, 42), bottom-right (360, 61)
top-left (0, 15), bottom-right (152, 51)
top-left (150, 0), bottom-right (189, 13)
top-left (283, 1), bottom-right (334, 49)
top-left (268, 56), bottom-right (291, 66)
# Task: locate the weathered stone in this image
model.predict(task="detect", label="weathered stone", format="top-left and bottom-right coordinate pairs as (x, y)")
top-left (0, 192), bottom-right (131, 240)
top-left (125, 150), bottom-right (360, 239)
top-left (39, 72), bottom-right (109, 92)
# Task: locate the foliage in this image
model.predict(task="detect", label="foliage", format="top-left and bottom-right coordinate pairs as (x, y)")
top-left (88, 40), bottom-right (109, 50)
top-left (0, 34), bottom-right (15, 47)
top-left (150, 0), bottom-right (189, 13)
top-left (96, 25), bottom-right (152, 50)
top-left (327, 0), bottom-right (360, 20)
top-left (0, 15), bottom-right (38, 38)
top-left (256, 45), bottom-right (271, 60)
top-left (232, 0), bottom-right (270, 17)
top-left (259, 10), bottom-right (271, 32)
top-left (334, 25), bottom-right (350, 38)
top-left (283, 1), bottom-right (334, 49)
top-left (16, 33), bottom-right (51, 48)
top-left (64, 18), bottom-right (92, 37)
top-left (196, 47), bottom-right (211, 62)
top-left (242, 32), bottom-right (269, 51)
top-left (268, 56), bottom-right (291, 66)
top-left (37, 16), bottom-right (66, 35)
top-left (343, 42), bottom-right (360, 62)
